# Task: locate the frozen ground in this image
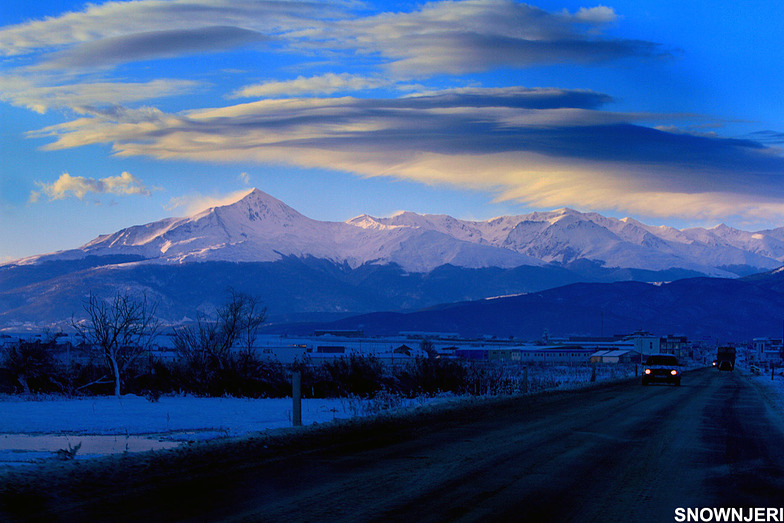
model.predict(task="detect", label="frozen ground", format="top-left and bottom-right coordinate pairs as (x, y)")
top-left (0, 394), bottom-right (439, 470)
top-left (0, 362), bottom-right (670, 470)
top-left (746, 364), bottom-right (784, 423)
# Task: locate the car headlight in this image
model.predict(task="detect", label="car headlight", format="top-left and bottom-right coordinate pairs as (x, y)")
top-left (644, 369), bottom-right (651, 374)
top-left (671, 369), bottom-right (678, 375)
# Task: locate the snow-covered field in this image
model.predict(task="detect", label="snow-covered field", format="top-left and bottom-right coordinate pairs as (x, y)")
top-left (746, 366), bottom-right (784, 424)
top-left (0, 362), bottom-right (695, 470)
top-left (0, 394), bottom-right (441, 470)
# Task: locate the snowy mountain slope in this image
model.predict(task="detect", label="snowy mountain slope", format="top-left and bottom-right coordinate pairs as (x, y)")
top-left (350, 206), bottom-right (784, 274)
top-left (16, 189), bottom-right (537, 273)
top-left (8, 188), bottom-right (784, 275)
top-left (5, 188), bottom-right (784, 328)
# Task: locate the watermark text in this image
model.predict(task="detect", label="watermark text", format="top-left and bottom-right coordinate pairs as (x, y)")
top-left (675, 508), bottom-right (784, 522)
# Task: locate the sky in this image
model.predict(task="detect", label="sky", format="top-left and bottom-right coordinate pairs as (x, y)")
top-left (1, 0), bottom-right (782, 262)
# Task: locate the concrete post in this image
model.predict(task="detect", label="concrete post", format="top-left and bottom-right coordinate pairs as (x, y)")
top-left (292, 371), bottom-right (302, 427)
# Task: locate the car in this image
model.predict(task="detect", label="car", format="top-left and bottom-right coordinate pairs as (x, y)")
top-left (641, 354), bottom-right (681, 386)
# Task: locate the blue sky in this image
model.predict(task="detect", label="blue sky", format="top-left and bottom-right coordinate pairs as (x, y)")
top-left (1, 0), bottom-right (782, 262)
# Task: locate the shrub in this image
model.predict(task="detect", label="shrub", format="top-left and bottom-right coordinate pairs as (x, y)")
top-left (396, 357), bottom-right (469, 397)
top-left (317, 355), bottom-right (385, 398)
top-left (1, 341), bottom-right (64, 394)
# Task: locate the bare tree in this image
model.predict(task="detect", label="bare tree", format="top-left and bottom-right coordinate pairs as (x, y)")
top-left (173, 290), bottom-right (266, 372)
top-left (420, 338), bottom-right (437, 359)
top-left (233, 290), bottom-right (267, 362)
top-left (172, 313), bottom-right (225, 371)
top-left (73, 292), bottom-right (159, 397)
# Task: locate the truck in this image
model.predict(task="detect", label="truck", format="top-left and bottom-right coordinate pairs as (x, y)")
top-left (716, 346), bottom-right (736, 371)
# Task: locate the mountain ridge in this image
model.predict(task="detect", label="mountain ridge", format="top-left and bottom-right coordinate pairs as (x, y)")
top-left (8, 188), bottom-right (784, 276)
top-left (4, 188), bottom-right (784, 333)
top-left (281, 273), bottom-right (784, 341)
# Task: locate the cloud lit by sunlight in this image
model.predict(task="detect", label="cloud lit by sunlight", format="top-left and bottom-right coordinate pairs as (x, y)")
top-left (1, 0), bottom-right (782, 237)
top-left (24, 87), bottom-right (784, 224)
top-left (32, 172), bottom-right (152, 201)
top-left (165, 188), bottom-right (256, 216)
top-left (230, 73), bottom-right (392, 99)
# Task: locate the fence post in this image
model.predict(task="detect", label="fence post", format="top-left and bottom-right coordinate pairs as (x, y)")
top-left (292, 371), bottom-right (302, 427)
top-left (522, 366), bottom-right (528, 394)
top-left (590, 363), bottom-right (597, 382)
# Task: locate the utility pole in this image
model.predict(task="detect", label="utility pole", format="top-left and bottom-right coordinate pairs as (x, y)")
top-left (292, 371), bottom-right (302, 427)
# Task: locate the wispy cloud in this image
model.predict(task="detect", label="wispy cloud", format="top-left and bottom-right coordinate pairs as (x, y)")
top-left (0, 0), bottom-right (668, 117)
top-left (0, 0), bottom-right (348, 112)
top-left (749, 130), bottom-right (784, 145)
top-left (3, 0), bottom-right (781, 228)
top-left (1, 76), bottom-right (198, 113)
top-left (573, 6), bottom-right (618, 24)
top-left (1, 0), bottom-right (664, 82)
top-left (28, 87), bottom-right (784, 222)
top-left (321, 0), bottom-right (666, 77)
top-left (38, 26), bottom-right (268, 70)
top-left (230, 73), bottom-right (392, 98)
top-left (32, 172), bottom-right (152, 201)
top-left (165, 188), bottom-right (255, 215)
top-left (0, 0), bottom-right (345, 57)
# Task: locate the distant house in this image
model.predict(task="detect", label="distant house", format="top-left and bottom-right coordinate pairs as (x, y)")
top-left (489, 349), bottom-right (521, 361)
top-left (660, 335), bottom-right (689, 358)
top-left (313, 329), bottom-right (364, 338)
top-left (401, 331), bottom-right (460, 340)
top-left (455, 348), bottom-right (489, 361)
top-left (628, 332), bottom-right (660, 356)
top-left (752, 338), bottom-right (783, 364)
top-left (589, 350), bottom-right (641, 364)
top-left (518, 346), bottom-right (595, 364)
top-left (394, 344), bottom-right (413, 356)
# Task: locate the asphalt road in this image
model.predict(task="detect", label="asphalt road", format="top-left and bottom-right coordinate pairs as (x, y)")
top-left (2, 368), bottom-right (784, 522)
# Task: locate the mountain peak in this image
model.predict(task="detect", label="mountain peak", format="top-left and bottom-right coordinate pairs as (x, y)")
top-left (206, 187), bottom-right (309, 226)
top-left (710, 223), bottom-right (734, 232)
top-left (233, 187), bottom-right (262, 202)
top-left (216, 187), bottom-right (279, 210)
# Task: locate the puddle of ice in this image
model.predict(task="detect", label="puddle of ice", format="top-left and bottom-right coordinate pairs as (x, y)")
top-left (0, 433), bottom-right (180, 454)
top-left (0, 432), bottom-right (186, 468)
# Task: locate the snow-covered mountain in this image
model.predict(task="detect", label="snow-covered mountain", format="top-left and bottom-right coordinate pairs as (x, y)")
top-left (6, 188), bottom-right (784, 328)
top-left (10, 188), bottom-right (784, 275)
top-left (346, 204), bottom-right (784, 275)
top-left (13, 189), bottom-right (538, 273)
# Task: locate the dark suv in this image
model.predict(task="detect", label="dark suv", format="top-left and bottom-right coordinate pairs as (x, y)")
top-left (641, 354), bottom-right (681, 386)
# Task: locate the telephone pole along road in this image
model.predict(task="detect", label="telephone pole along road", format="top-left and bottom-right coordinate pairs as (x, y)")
top-left (2, 368), bottom-right (784, 522)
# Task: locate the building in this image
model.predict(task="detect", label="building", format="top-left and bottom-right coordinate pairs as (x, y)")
top-left (629, 331), bottom-right (660, 356)
top-left (660, 335), bottom-right (689, 358)
top-left (752, 338), bottom-right (783, 365)
top-left (518, 346), bottom-right (595, 365)
top-left (589, 350), bottom-right (641, 364)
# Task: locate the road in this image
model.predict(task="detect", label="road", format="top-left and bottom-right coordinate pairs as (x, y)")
top-left (2, 368), bottom-right (784, 522)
